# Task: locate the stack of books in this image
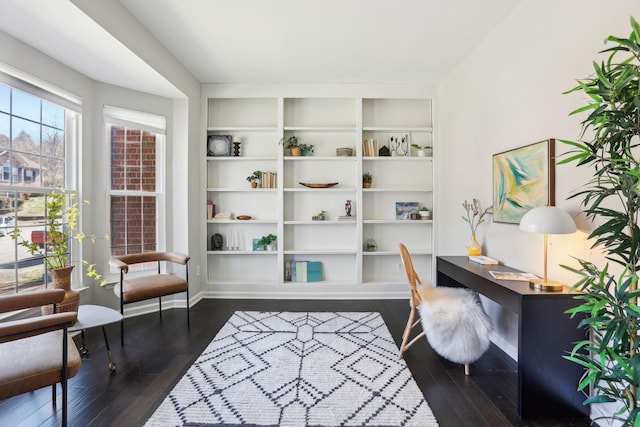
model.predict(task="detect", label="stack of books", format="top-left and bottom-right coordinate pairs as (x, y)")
top-left (285, 261), bottom-right (322, 282)
top-left (363, 139), bottom-right (379, 157)
top-left (261, 171), bottom-right (277, 188)
top-left (338, 216), bottom-right (356, 221)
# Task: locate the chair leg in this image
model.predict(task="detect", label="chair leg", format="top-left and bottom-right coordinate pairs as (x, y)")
top-left (158, 297), bottom-right (162, 319)
top-left (398, 302), bottom-right (417, 359)
top-left (465, 363), bottom-right (470, 376)
top-left (62, 327), bottom-right (68, 427)
top-left (186, 288), bottom-right (190, 328)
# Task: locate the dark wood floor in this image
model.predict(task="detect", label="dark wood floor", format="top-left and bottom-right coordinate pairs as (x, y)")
top-left (0, 299), bottom-right (593, 427)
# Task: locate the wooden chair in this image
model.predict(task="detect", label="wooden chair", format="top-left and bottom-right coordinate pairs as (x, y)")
top-left (109, 251), bottom-right (190, 345)
top-left (398, 243), bottom-right (491, 375)
top-left (0, 289), bottom-right (82, 426)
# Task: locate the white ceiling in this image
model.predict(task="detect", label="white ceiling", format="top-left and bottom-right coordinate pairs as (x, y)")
top-left (0, 0), bottom-right (522, 98)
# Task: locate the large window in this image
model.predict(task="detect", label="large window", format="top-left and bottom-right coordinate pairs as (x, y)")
top-left (0, 75), bottom-right (80, 295)
top-left (106, 107), bottom-right (165, 265)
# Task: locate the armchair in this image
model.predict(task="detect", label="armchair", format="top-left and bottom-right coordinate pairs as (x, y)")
top-left (110, 251), bottom-right (190, 345)
top-left (0, 289), bottom-right (81, 426)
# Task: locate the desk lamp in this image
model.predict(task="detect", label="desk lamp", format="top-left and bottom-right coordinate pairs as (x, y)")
top-left (519, 206), bottom-right (576, 291)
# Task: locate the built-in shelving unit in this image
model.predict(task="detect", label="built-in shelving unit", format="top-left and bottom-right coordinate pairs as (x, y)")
top-left (202, 90), bottom-right (434, 297)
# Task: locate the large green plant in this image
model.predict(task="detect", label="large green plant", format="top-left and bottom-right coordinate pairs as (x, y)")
top-left (559, 17), bottom-right (640, 425)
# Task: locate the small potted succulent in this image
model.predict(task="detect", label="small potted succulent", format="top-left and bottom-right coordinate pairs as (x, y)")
top-left (419, 205), bottom-right (431, 219)
top-left (246, 171), bottom-right (262, 188)
top-left (411, 144), bottom-right (432, 157)
top-left (363, 172), bottom-right (372, 188)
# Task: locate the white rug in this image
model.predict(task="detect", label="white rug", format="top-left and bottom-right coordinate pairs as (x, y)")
top-left (145, 311), bottom-right (438, 426)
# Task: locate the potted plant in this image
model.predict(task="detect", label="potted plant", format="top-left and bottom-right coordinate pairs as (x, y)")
top-left (363, 172), bottom-right (372, 188)
top-left (257, 233), bottom-right (277, 251)
top-left (299, 143), bottom-right (314, 156)
top-left (280, 136), bottom-right (300, 156)
top-left (11, 189), bottom-right (108, 317)
top-left (411, 144), bottom-right (432, 157)
top-left (419, 205), bottom-right (431, 220)
top-left (559, 17), bottom-right (640, 425)
top-left (462, 198), bottom-right (492, 256)
top-left (246, 171), bottom-right (262, 188)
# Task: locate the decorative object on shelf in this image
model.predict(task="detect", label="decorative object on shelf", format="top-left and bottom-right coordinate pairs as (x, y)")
top-left (246, 171), bottom-right (262, 188)
top-left (364, 239), bottom-right (377, 252)
top-left (313, 210), bottom-right (326, 221)
top-left (345, 200), bottom-right (352, 217)
top-left (206, 200), bottom-right (215, 220)
top-left (558, 20), bottom-right (640, 422)
top-left (395, 202), bottom-right (419, 220)
top-left (519, 207), bottom-right (576, 291)
top-left (279, 136), bottom-right (299, 156)
top-left (256, 233), bottom-right (277, 251)
top-left (419, 206), bottom-right (431, 219)
top-left (362, 172), bottom-right (372, 188)
top-left (232, 136), bottom-right (241, 156)
top-left (462, 198), bottom-right (492, 256)
top-left (492, 139), bottom-right (555, 224)
top-left (11, 189), bottom-right (109, 320)
top-left (225, 229), bottom-right (241, 251)
top-left (236, 215), bottom-right (252, 220)
top-left (389, 133), bottom-right (410, 156)
top-left (336, 147), bottom-right (353, 156)
top-left (299, 182), bottom-right (338, 188)
top-left (207, 135), bottom-right (232, 156)
top-left (213, 211), bottom-right (232, 220)
top-left (411, 144), bottom-right (432, 157)
top-left (299, 143), bottom-right (314, 156)
top-left (252, 239), bottom-right (264, 251)
top-left (410, 212), bottom-right (421, 220)
top-left (379, 145), bottom-right (390, 156)
top-left (211, 233), bottom-right (223, 251)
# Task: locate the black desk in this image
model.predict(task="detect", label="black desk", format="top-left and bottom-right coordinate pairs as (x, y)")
top-left (436, 256), bottom-right (588, 419)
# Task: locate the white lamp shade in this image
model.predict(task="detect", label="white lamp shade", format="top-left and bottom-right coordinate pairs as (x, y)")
top-left (519, 206), bottom-right (576, 234)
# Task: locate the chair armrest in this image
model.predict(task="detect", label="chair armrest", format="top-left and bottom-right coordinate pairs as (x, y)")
top-left (0, 289), bottom-right (65, 314)
top-left (109, 257), bottom-right (130, 274)
top-left (164, 252), bottom-right (190, 265)
top-left (0, 312), bottom-right (77, 343)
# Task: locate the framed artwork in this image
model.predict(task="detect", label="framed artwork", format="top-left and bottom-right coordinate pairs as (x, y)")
top-left (492, 139), bottom-right (555, 224)
top-left (252, 238), bottom-right (264, 251)
top-left (395, 202), bottom-right (419, 220)
top-left (389, 133), bottom-right (410, 156)
top-left (207, 135), bottom-right (232, 156)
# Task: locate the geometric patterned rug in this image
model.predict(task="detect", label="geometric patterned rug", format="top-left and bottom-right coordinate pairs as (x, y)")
top-left (144, 311), bottom-right (438, 426)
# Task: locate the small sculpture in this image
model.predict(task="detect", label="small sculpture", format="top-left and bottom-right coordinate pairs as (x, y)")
top-left (345, 200), bottom-right (352, 217)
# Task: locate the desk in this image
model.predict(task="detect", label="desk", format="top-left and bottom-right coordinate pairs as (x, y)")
top-left (436, 256), bottom-right (588, 419)
top-left (69, 305), bottom-right (122, 372)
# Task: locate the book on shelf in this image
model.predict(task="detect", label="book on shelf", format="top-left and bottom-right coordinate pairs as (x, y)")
top-left (468, 255), bottom-right (498, 265)
top-left (261, 171), bottom-right (277, 188)
top-left (290, 261), bottom-right (322, 282)
top-left (338, 215), bottom-right (356, 221)
top-left (489, 271), bottom-right (539, 281)
top-left (363, 138), bottom-right (379, 157)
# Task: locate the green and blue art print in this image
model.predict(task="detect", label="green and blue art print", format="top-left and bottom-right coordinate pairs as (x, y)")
top-left (492, 139), bottom-right (555, 224)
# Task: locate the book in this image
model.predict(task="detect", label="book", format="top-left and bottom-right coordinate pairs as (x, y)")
top-left (468, 255), bottom-right (498, 265)
top-left (489, 271), bottom-right (539, 281)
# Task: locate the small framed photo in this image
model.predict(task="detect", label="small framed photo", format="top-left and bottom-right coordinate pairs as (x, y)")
top-left (252, 238), bottom-right (264, 251)
top-left (389, 133), bottom-right (410, 156)
top-left (396, 202), bottom-right (419, 220)
top-left (207, 135), bottom-right (232, 156)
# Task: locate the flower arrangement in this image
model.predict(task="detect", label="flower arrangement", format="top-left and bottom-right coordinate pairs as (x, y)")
top-left (10, 189), bottom-right (109, 285)
top-left (462, 198), bottom-right (492, 236)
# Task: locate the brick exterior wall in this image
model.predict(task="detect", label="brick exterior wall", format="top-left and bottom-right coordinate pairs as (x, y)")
top-left (110, 126), bottom-right (157, 256)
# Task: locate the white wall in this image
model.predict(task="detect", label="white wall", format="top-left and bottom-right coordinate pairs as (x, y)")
top-left (438, 0), bottom-right (637, 362)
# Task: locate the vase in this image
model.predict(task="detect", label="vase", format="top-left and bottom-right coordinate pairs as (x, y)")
top-left (291, 147), bottom-right (302, 156)
top-left (466, 235), bottom-right (482, 256)
top-left (42, 265), bottom-right (79, 324)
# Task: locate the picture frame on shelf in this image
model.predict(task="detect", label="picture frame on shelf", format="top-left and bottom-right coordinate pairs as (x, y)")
top-left (395, 202), bottom-right (419, 220)
top-left (492, 139), bottom-right (555, 224)
top-left (207, 134), bottom-right (232, 156)
top-left (389, 133), bottom-right (410, 156)
top-left (252, 239), bottom-right (264, 251)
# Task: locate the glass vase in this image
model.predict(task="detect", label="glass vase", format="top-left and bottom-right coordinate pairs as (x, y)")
top-left (466, 235), bottom-right (482, 256)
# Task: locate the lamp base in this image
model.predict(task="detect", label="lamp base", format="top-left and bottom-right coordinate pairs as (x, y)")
top-left (529, 279), bottom-right (563, 292)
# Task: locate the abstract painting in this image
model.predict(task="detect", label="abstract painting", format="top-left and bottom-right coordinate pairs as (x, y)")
top-left (492, 139), bottom-right (555, 224)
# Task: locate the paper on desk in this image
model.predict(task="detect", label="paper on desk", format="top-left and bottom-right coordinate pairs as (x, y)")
top-left (489, 271), bottom-right (539, 281)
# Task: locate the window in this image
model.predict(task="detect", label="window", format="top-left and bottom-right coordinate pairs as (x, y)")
top-left (0, 73), bottom-right (80, 295)
top-left (106, 107), bottom-right (165, 267)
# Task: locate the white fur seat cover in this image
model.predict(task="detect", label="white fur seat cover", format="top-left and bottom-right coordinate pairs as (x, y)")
top-left (418, 286), bottom-right (492, 364)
